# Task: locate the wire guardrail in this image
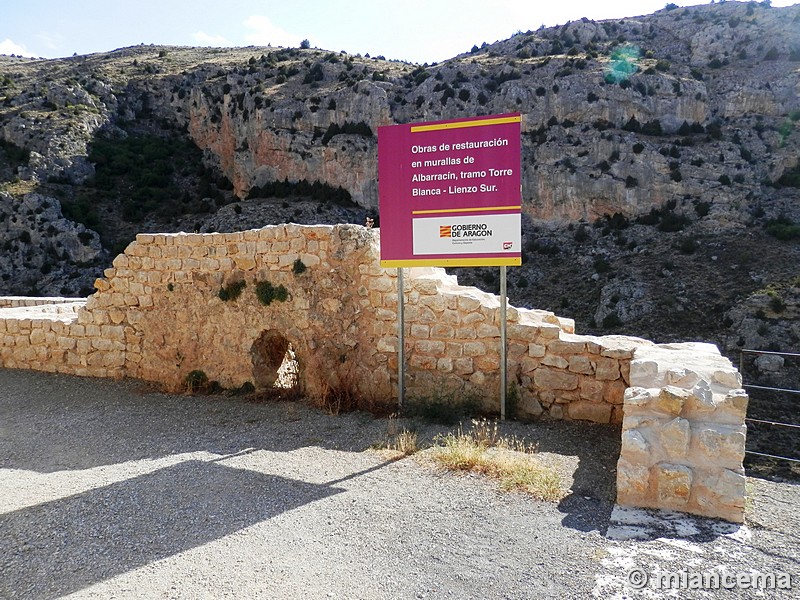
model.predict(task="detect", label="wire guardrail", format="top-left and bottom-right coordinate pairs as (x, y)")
top-left (739, 349), bottom-right (799, 465)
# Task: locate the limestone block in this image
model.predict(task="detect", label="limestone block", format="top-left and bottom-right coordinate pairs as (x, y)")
top-left (469, 371), bottom-right (486, 385)
top-left (542, 354), bottom-right (569, 369)
top-left (474, 354), bottom-right (501, 371)
top-left (506, 323), bottom-right (538, 342)
top-left (457, 295), bottom-right (482, 312)
top-left (415, 340), bottom-right (446, 355)
top-left (718, 389), bottom-right (749, 421)
top-left (453, 357), bottom-right (474, 375)
top-left (595, 357), bottom-right (621, 381)
top-left (660, 417), bottom-right (691, 459)
top-left (476, 323), bottom-right (500, 338)
top-left (517, 391), bottom-right (544, 420)
top-left (413, 279), bottom-right (439, 295)
top-left (695, 426), bottom-right (746, 465)
top-left (666, 368), bottom-right (700, 388)
top-left (629, 359), bottom-right (660, 387)
top-left (462, 312), bottom-right (485, 325)
top-left (604, 379), bottom-right (627, 405)
top-left (430, 324), bottom-right (455, 339)
top-left (94, 278), bottom-right (110, 292)
top-left (464, 341), bottom-right (487, 357)
top-left (533, 367), bottom-right (578, 391)
top-left (57, 336), bottom-right (76, 350)
top-left (654, 463), bottom-right (692, 506)
top-left (445, 342), bottom-right (464, 358)
top-left (620, 360), bottom-right (630, 386)
top-left (624, 386), bottom-right (657, 407)
top-left (568, 355), bottom-right (594, 374)
top-left (547, 337), bottom-right (586, 355)
top-left (528, 343), bottom-right (546, 358)
top-left (437, 357), bottom-right (453, 372)
top-left (376, 309), bottom-right (396, 321)
top-left (600, 344), bottom-right (636, 360)
top-left (580, 378), bottom-right (605, 403)
top-left (621, 429), bottom-right (650, 459)
top-left (455, 326), bottom-right (477, 339)
top-left (234, 256), bottom-right (257, 271)
top-left (537, 325), bottom-right (561, 339)
top-left (713, 369), bottom-right (742, 390)
top-left (548, 404), bottom-right (563, 419)
top-left (442, 310), bottom-right (460, 325)
top-left (616, 458), bottom-right (652, 504)
top-left (29, 329), bottom-right (46, 345)
top-left (508, 342), bottom-right (528, 362)
top-left (567, 401), bottom-right (612, 423)
top-left (694, 468), bottom-right (746, 515)
top-left (684, 380), bottom-right (715, 414)
top-left (410, 324), bottom-right (430, 339)
top-left (654, 385), bottom-right (690, 416)
top-left (405, 305), bottom-right (437, 323)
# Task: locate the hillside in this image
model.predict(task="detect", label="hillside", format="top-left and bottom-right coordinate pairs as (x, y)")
top-left (0, 0), bottom-right (798, 359)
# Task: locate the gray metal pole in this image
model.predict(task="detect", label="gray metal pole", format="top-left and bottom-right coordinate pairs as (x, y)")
top-left (397, 267), bottom-right (405, 409)
top-left (500, 266), bottom-right (507, 421)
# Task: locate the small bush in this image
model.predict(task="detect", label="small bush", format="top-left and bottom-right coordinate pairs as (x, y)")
top-left (218, 280), bottom-right (246, 301)
top-left (255, 280), bottom-right (289, 305)
top-left (678, 237), bottom-right (698, 254)
top-left (765, 215), bottom-right (800, 241)
top-left (292, 258), bottom-right (307, 275)
top-left (694, 201), bottom-right (711, 217)
top-left (185, 370), bottom-right (209, 393)
top-left (769, 296), bottom-right (787, 313)
top-left (602, 312), bottom-right (623, 329)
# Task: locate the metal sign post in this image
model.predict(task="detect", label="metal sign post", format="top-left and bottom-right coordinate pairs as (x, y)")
top-left (397, 267), bottom-right (405, 409)
top-left (499, 266), bottom-right (507, 420)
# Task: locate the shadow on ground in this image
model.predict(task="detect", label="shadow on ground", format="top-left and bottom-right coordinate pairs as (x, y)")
top-left (0, 461), bottom-right (343, 599)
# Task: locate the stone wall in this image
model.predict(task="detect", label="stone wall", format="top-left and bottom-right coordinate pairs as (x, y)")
top-left (0, 223), bottom-right (748, 521)
top-left (616, 343), bottom-right (748, 523)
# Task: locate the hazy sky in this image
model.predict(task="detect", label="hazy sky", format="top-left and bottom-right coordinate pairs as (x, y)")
top-left (1, 1), bottom-right (797, 64)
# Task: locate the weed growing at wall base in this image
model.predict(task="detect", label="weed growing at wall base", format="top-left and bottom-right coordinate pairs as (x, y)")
top-left (430, 422), bottom-right (560, 501)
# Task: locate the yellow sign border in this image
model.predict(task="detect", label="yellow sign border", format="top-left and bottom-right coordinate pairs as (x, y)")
top-left (410, 115), bottom-right (521, 133)
top-left (381, 257), bottom-right (521, 268)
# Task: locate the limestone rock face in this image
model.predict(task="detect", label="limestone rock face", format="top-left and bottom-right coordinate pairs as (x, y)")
top-left (0, 192), bottom-right (105, 295)
top-left (1, 3), bottom-right (797, 222)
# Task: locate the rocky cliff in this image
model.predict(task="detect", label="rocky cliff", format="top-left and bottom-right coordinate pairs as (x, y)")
top-left (0, 1), bottom-right (798, 354)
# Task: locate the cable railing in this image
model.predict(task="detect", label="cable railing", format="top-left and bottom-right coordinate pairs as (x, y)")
top-left (739, 349), bottom-right (800, 464)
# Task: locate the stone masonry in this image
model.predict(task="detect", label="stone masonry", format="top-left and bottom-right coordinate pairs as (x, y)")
top-left (0, 223), bottom-right (748, 522)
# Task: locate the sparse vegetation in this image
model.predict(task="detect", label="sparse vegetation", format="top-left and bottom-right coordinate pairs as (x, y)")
top-left (429, 421), bottom-right (562, 501)
top-left (218, 279), bottom-right (246, 301)
top-left (255, 280), bottom-right (289, 305)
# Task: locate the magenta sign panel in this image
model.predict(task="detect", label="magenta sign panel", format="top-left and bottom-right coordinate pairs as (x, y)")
top-left (378, 113), bottom-right (522, 267)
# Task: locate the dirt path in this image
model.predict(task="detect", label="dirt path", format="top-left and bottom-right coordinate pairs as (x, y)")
top-left (0, 369), bottom-right (797, 599)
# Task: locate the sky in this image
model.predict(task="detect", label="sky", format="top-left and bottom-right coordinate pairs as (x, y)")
top-left (1, 1), bottom-right (797, 64)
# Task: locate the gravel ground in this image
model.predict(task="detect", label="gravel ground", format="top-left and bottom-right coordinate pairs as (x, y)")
top-left (0, 369), bottom-right (797, 599)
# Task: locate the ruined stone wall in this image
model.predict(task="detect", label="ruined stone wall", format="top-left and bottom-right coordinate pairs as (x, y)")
top-left (616, 343), bottom-right (748, 523)
top-left (0, 223), bottom-right (748, 521)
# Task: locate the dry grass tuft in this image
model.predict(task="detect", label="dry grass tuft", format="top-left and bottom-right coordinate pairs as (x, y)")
top-left (430, 421), bottom-right (562, 501)
top-left (373, 413), bottom-right (419, 456)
